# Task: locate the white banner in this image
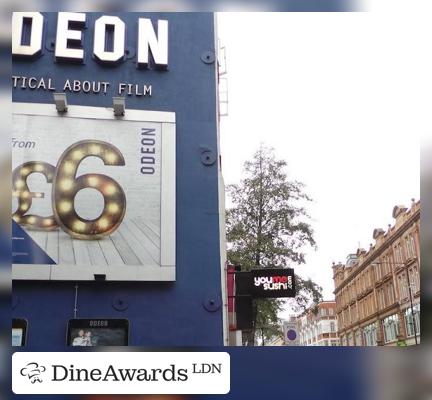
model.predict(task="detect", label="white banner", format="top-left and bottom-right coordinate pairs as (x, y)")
top-left (13, 351), bottom-right (230, 394)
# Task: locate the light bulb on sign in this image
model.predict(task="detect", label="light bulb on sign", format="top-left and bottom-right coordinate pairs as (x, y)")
top-left (12, 161), bottom-right (58, 231)
top-left (52, 140), bottom-right (126, 240)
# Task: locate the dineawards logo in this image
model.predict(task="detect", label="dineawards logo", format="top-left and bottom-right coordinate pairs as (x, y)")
top-left (51, 363), bottom-right (189, 382)
top-left (254, 275), bottom-right (293, 291)
top-left (12, 352), bottom-right (230, 395)
top-left (20, 362), bottom-right (47, 383)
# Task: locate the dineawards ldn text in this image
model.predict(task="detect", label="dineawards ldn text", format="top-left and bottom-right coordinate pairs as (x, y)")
top-left (52, 364), bottom-right (189, 382)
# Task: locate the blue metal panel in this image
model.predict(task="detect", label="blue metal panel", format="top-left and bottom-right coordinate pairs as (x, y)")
top-left (12, 12), bottom-right (223, 346)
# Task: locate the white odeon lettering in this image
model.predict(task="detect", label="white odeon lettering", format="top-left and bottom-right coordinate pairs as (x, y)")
top-left (12, 12), bottom-right (168, 68)
top-left (93, 16), bottom-right (125, 63)
top-left (137, 19), bottom-right (168, 68)
top-left (55, 12), bottom-right (86, 61)
top-left (12, 12), bottom-right (44, 57)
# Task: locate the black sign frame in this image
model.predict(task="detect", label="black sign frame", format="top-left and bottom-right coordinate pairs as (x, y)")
top-left (67, 319), bottom-right (129, 347)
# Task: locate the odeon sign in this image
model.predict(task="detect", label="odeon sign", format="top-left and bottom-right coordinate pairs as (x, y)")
top-left (12, 12), bottom-right (168, 68)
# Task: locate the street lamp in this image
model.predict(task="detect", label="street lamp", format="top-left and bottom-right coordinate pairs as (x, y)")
top-left (372, 261), bottom-right (419, 345)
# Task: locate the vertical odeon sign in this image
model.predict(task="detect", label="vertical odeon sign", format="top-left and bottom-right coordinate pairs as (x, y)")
top-left (12, 12), bottom-right (176, 281)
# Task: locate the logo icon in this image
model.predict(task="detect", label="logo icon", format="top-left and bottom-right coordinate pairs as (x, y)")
top-left (20, 362), bottom-right (46, 383)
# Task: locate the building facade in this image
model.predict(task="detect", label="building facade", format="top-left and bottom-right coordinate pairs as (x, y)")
top-left (12, 12), bottom-right (228, 347)
top-left (297, 301), bottom-right (339, 346)
top-left (333, 200), bottom-right (420, 346)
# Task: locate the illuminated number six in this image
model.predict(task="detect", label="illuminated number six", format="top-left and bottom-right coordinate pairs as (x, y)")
top-left (53, 140), bottom-right (126, 240)
top-left (12, 161), bottom-right (58, 230)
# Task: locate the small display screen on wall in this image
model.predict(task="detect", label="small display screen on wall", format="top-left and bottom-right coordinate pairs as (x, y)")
top-left (67, 319), bottom-right (129, 346)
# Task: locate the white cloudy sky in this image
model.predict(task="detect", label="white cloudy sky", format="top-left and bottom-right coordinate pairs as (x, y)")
top-left (217, 7), bottom-right (431, 310)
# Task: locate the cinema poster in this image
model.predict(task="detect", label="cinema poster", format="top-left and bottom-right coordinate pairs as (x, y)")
top-left (12, 103), bottom-right (176, 281)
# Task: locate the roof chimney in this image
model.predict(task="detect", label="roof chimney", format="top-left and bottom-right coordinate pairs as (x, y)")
top-left (392, 205), bottom-right (408, 219)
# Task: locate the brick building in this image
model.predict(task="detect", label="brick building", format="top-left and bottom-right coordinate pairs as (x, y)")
top-left (333, 200), bottom-right (420, 346)
top-left (297, 301), bottom-right (339, 346)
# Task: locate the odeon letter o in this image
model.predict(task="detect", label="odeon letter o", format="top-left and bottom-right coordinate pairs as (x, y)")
top-left (12, 12), bottom-right (44, 57)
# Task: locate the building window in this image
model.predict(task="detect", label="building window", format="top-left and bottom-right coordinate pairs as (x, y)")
top-left (363, 322), bottom-right (377, 346)
top-left (379, 288), bottom-right (386, 309)
top-left (411, 234), bottom-right (417, 257)
top-left (375, 262), bottom-right (382, 280)
top-left (405, 234), bottom-right (416, 259)
top-left (382, 256), bottom-right (389, 275)
top-left (405, 304), bottom-right (420, 337)
top-left (394, 243), bottom-right (404, 265)
top-left (355, 329), bottom-right (361, 346)
top-left (329, 308), bottom-right (334, 316)
top-left (330, 322), bottom-right (335, 332)
top-left (383, 314), bottom-right (399, 343)
top-left (408, 267), bottom-right (419, 294)
top-left (398, 274), bottom-right (408, 300)
top-left (386, 283), bottom-right (395, 305)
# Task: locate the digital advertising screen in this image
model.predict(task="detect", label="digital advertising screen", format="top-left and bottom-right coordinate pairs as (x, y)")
top-left (66, 319), bottom-right (129, 347)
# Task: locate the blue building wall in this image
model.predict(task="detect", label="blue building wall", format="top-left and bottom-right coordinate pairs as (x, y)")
top-left (12, 12), bottom-right (224, 347)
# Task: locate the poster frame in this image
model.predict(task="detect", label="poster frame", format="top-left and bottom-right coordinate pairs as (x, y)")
top-left (12, 102), bottom-right (176, 281)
